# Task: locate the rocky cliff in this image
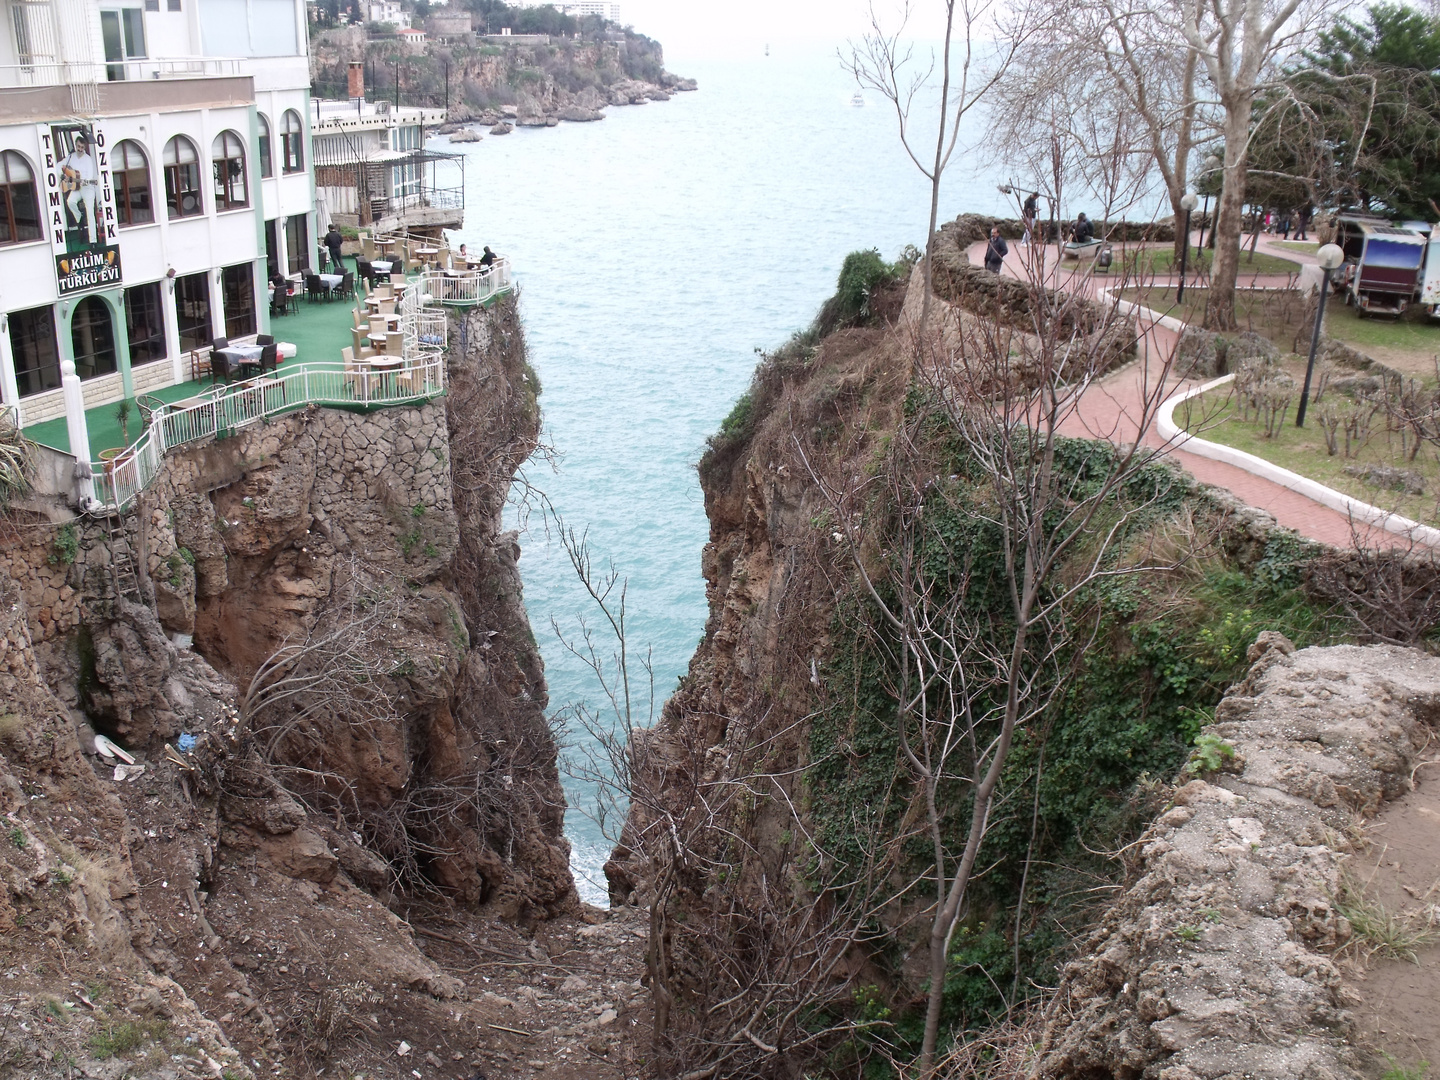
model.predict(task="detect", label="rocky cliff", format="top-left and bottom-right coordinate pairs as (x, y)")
top-left (310, 26), bottom-right (695, 130)
top-left (607, 244), bottom-right (1438, 1078)
top-left (0, 296), bottom-right (584, 1077)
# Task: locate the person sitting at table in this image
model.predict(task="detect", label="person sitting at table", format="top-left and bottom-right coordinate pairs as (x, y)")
top-left (457, 243), bottom-right (468, 261)
top-left (479, 245), bottom-right (497, 268)
top-left (269, 270), bottom-right (291, 315)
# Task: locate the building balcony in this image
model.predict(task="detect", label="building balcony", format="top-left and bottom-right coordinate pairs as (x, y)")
top-left (0, 70), bottom-right (254, 123)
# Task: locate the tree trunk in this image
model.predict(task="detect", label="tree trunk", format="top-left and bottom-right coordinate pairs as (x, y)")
top-left (1204, 97), bottom-right (1254, 330)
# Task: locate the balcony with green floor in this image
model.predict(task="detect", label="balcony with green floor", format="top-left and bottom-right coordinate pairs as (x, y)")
top-left (24, 264), bottom-right (415, 457)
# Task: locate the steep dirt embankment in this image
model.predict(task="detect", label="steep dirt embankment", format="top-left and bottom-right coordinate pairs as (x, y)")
top-left (0, 297), bottom-right (604, 1078)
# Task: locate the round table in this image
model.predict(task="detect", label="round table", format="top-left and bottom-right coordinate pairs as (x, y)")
top-left (416, 247), bottom-right (439, 256)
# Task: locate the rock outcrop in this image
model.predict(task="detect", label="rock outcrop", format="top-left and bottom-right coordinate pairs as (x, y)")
top-left (1039, 636), bottom-right (1440, 1080)
top-left (0, 296), bottom-right (577, 1076)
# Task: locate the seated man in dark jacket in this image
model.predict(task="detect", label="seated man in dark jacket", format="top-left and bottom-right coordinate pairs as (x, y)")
top-left (1070, 213), bottom-right (1095, 243)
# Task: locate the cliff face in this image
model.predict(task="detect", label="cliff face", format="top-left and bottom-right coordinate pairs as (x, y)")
top-left (310, 27), bottom-right (693, 126)
top-left (0, 296), bottom-right (577, 1077)
top-left (610, 249), bottom-right (1438, 1076)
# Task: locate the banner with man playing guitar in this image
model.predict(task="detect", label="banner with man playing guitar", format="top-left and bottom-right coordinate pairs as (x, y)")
top-left (37, 122), bottom-right (123, 297)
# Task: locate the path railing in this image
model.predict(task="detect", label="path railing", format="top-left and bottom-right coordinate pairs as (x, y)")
top-left (419, 260), bottom-right (513, 306)
top-left (90, 357), bottom-right (447, 513)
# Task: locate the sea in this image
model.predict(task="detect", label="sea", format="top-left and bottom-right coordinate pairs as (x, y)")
top-left (436, 44), bottom-right (1013, 906)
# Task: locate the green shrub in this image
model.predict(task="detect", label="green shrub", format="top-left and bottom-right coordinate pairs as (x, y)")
top-left (48, 523), bottom-right (79, 567)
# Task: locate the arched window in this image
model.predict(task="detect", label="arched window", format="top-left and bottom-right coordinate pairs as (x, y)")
top-left (163, 136), bottom-right (202, 219)
top-left (281, 110), bottom-right (303, 174)
top-left (111, 140), bottom-right (152, 226)
top-left (256, 113), bottom-right (273, 178)
top-left (70, 296), bottom-right (117, 381)
top-left (0, 151), bottom-right (42, 246)
top-left (212, 130), bottom-right (247, 210)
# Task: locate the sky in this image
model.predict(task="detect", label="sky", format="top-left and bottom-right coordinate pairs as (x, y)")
top-left (615, 0), bottom-right (955, 61)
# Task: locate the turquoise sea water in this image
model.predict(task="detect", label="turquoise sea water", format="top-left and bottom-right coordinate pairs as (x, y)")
top-left (441, 45), bottom-right (1008, 905)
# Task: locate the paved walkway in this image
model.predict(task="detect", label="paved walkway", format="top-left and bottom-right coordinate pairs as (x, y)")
top-left (960, 237), bottom-right (1397, 549)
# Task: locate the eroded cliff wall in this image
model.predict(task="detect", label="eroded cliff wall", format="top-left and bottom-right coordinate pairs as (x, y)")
top-left (0, 296), bottom-right (576, 1077)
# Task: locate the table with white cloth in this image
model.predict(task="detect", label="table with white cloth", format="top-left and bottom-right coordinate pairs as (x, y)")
top-left (371, 260), bottom-right (394, 276)
top-left (319, 273), bottom-right (343, 291)
top-left (217, 343), bottom-right (263, 377)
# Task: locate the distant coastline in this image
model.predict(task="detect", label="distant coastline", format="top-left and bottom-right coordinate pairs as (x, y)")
top-left (311, 23), bottom-right (696, 140)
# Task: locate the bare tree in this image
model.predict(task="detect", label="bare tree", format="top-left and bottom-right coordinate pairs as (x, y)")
top-left (990, 0), bottom-right (1213, 257)
top-left (847, 0), bottom-right (1043, 327)
top-left (556, 524), bottom-right (903, 1079)
top-left (1181, 0), bottom-right (1333, 329)
top-left (801, 244), bottom-right (1185, 1076)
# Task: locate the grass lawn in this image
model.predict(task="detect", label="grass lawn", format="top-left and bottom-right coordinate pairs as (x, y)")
top-left (1119, 245), bottom-right (1302, 278)
top-left (1119, 286), bottom-right (1440, 375)
top-left (1274, 240), bottom-right (1320, 253)
top-left (1181, 381), bottom-right (1440, 525)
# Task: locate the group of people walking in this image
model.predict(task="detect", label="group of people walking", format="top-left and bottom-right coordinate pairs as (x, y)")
top-left (1257, 205), bottom-right (1312, 241)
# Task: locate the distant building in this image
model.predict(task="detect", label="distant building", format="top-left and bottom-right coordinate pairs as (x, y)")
top-left (512, 0), bottom-right (621, 18)
top-left (367, 0), bottom-right (404, 25)
top-left (312, 64), bottom-right (463, 235)
top-left (558, 2), bottom-right (621, 18)
top-left (396, 26), bottom-right (427, 47)
top-left (427, 12), bottom-right (473, 39)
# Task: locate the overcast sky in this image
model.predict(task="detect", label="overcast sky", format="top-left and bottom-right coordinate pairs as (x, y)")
top-left (616, 0), bottom-right (953, 61)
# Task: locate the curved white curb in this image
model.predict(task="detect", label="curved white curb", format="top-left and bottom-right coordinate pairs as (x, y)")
top-left (1099, 287), bottom-right (1187, 334)
top-left (1159, 375), bottom-right (1440, 549)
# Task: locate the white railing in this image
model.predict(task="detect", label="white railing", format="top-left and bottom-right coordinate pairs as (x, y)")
top-left (88, 358), bottom-right (446, 513)
top-left (0, 56), bottom-right (242, 88)
top-left (419, 260), bottom-right (513, 306)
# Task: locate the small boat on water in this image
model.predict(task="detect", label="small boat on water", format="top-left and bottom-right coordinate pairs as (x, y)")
top-left (851, 91), bottom-right (864, 107)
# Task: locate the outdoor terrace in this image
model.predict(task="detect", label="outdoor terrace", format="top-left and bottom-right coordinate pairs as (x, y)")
top-left (22, 255), bottom-right (513, 514)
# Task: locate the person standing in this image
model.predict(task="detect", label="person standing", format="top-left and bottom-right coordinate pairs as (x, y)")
top-left (324, 225), bottom-right (345, 274)
top-left (62, 133), bottom-right (100, 246)
top-left (1295, 204), bottom-right (1311, 241)
top-left (1022, 192), bottom-right (1039, 245)
top-left (984, 227), bottom-right (1009, 273)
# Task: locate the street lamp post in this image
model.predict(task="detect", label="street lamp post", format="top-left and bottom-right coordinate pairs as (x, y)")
top-left (1296, 243), bottom-right (1347, 428)
top-left (1177, 192), bottom-right (1199, 303)
top-left (1197, 155), bottom-right (1221, 248)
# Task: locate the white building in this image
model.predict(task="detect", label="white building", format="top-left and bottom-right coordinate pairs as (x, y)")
top-left (312, 64), bottom-right (462, 234)
top-left (366, 0), bottom-right (402, 25)
top-left (558, 2), bottom-right (621, 19)
top-left (0, 0), bottom-right (317, 431)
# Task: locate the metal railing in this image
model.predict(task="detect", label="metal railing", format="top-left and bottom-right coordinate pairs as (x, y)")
top-left (0, 56), bottom-right (242, 87)
top-left (89, 357), bottom-right (447, 513)
top-left (419, 260), bottom-right (513, 306)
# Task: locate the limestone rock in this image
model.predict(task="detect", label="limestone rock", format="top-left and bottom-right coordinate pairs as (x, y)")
top-left (1038, 642), bottom-right (1440, 1080)
top-left (449, 127), bottom-right (482, 143)
top-left (489, 122), bottom-right (513, 135)
top-left (558, 105), bottom-right (604, 122)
